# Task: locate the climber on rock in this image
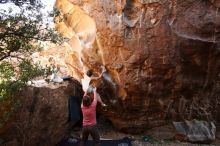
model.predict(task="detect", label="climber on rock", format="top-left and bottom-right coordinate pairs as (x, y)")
top-left (80, 66), bottom-right (119, 105)
top-left (81, 66), bottom-right (106, 93)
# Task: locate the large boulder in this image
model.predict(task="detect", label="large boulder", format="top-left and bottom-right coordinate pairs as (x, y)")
top-left (55, 0), bottom-right (220, 133)
top-left (173, 120), bottom-right (216, 143)
top-left (0, 80), bottom-right (83, 146)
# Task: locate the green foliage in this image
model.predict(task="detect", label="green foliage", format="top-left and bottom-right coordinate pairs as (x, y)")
top-left (0, 62), bottom-right (14, 80)
top-left (0, 3), bottom-right (63, 99)
top-left (0, 62), bottom-right (15, 98)
top-left (0, 60), bottom-right (51, 99)
top-left (50, 7), bottom-right (60, 18)
top-left (0, 8), bottom-right (62, 61)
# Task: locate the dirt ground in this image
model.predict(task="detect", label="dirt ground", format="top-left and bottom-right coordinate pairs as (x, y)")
top-left (70, 116), bottom-right (220, 146)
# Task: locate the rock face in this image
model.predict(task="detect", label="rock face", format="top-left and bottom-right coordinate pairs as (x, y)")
top-left (55, 0), bottom-right (220, 133)
top-left (0, 80), bottom-right (83, 146)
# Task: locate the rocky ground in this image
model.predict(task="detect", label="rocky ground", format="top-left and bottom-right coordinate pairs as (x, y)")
top-left (69, 116), bottom-right (220, 146)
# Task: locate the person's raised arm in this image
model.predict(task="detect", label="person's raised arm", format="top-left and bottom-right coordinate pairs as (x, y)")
top-left (93, 88), bottom-right (106, 107)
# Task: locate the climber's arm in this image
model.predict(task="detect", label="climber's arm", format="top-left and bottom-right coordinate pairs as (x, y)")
top-left (93, 88), bottom-right (106, 106)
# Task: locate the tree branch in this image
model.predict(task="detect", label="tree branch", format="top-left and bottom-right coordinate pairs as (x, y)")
top-left (0, 52), bottom-right (11, 61)
top-left (3, 31), bottom-right (56, 42)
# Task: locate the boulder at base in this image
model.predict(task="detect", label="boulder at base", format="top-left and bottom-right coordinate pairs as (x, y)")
top-left (173, 119), bottom-right (216, 143)
top-left (0, 80), bottom-right (83, 146)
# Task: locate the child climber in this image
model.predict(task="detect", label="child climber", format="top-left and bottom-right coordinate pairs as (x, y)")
top-left (81, 66), bottom-right (106, 92)
top-left (81, 66), bottom-right (107, 106)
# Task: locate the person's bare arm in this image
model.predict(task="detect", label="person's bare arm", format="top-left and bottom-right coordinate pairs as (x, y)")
top-left (93, 88), bottom-right (106, 106)
top-left (96, 93), bottom-right (105, 105)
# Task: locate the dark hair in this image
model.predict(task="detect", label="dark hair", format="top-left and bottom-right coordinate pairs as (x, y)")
top-left (83, 95), bottom-right (92, 107)
top-left (86, 70), bottom-right (93, 77)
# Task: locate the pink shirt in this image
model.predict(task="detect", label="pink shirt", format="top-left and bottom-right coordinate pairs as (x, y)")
top-left (81, 92), bottom-right (97, 126)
